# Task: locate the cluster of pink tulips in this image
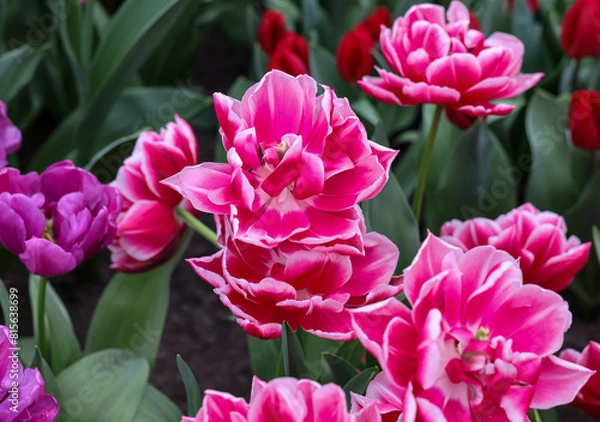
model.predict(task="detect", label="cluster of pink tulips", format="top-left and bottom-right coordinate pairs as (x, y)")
top-left (0, 0), bottom-right (599, 421)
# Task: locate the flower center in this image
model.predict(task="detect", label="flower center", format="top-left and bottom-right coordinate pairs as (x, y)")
top-left (42, 219), bottom-right (55, 243)
top-left (475, 327), bottom-right (489, 341)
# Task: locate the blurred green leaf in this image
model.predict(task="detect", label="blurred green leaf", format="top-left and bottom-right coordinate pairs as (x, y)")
top-left (266, 0), bottom-right (301, 27)
top-left (18, 337), bottom-right (36, 367)
top-left (177, 355), bottom-right (202, 417)
top-left (297, 329), bottom-right (340, 379)
top-left (85, 231), bottom-right (192, 368)
top-left (29, 276), bottom-right (80, 374)
top-left (309, 43), bottom-right (353, 100)
top-left (30, 87), bottom-right (212, 172)
top-left (362, 173), bottom-right (420, 272)
top-left (57, 349), bottom-right (149, 422)
top-left (334, 340), bottom-right (365, 370)
top-left (84, 131), bottom-right (141, 183)
top-left (76, 0), bottom-right (191, 163)
top-left (565, 171), bottom-right (600, 241)
top-left (0, 45), bottom-right (48, 103)
top-left (0, 279), bottom-right (9, 325)
top-left (29, 347), bottom-right (63, 403)
top-left (511, 0), bottom-right (547, 73)
top-left (132, 385), bottom-right (182, 422)
top-left (342, 367), bottom-right (378, 404)
top-left (525, 90), bottom-right (587, 213)
top-left (320, 352), bottom-right (359, 385)
top-left (594, 226), bottom-right (600, 266)
top-left (247, 336), bottom-right (281, 381)
top-left (429, 122), bottom-right (517, 231)
top-left (281, 322), bottom-right (311, 379)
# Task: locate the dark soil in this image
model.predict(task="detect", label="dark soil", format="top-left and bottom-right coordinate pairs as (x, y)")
top-left (3, 24), bottom-right (599, 422)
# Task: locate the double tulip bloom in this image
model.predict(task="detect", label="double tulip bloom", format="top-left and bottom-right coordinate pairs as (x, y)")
top-left (167, 70), bottom-right (402, 340)
top-left (561, 341), bottom-right (600, 419)
top-left (110, 116), bottom-right (198, 272)
top-left (351, 234), bottom-right (593, 421)
top-left (0, 326), bottom-right (59, 421)
top-left (0, 161), bottom-right (120, 277)
top-left (257, 10), bottom-right (309, 76)
top-left (440, 203), bottom-right (591, 292)
top-left (359, 1), bottom-right (543, 126)
top-left (336, 7), bottom-right (391, 83)
top-left (183, 377), bottom-right (380, 422)
top-left (0, 102), bottom-right (21, 168)
top-left (568, 90), bottom-right (600, 151)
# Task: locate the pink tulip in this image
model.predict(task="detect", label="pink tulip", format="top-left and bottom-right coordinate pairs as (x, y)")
top-left (359, 1), bottom-right (543, 123)
top-left (189, 216), bottom-right (401, 340)
top-left (165, 70), bottom-right (397, 249)
top-left (351, 234), bottom-right (593, 421)
top-left (560, 341), bottom-right (600, 419)
top-left (0, 102), bottom-right (21, 168)
top-left (110, 116), bottom-right (198, 272)
top-left (182, 376), bottom-right (381, 422)
top-left (0, 326), bottom-right (59, 421)
top-left (0, 162), bottom-right (120, 277)
top-left (441, 203), bottom-right (591, 292)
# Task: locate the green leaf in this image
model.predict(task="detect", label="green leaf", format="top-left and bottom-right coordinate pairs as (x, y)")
top-left (334, 340), bottom-right (365, 370)
top-left (362, 173), bottom-right (420, 272)
top-left (301, 0), bottom-right (325, 37)
top-left (0, 45), bottom-right (48, 102)
top-left (536, 408), bottom-right (557, 422)
top-left (28, 347), bottom-right (63, 403)
top-left (297, 329), bottom-right (340, 379)
top-left (309, 43), bottom-right (353, 100)
top-left (594, 226), bottom-right (600, 267)
top-left (525, 91), bottom-right (587, 213)
top-left (342, 367), bottom-right (378, 404)
top-left (76, 0), bottom-right (191, 163)
top-left (132, 385), bottom-right (182, 422)
top-left (29, 87), bottom-right (212, 172)
top-left (56, 349), bottom-right (149, 422)
top-left (320, 353), bottom-right (359, 385)
top-left (18, 337), bottom-right (36, 367)
top-left (177, 355), bottom-right (202, 417)
top-left (0, 279), bottom-right (10, 325)
top-left (429, 122), bottom-right (517, 231)
top-left (511, 0), bottom-right (547, 73)
top-left (565, 171), bottom-right (600, 242)
top-left (84, 132), bottom-right (141, 182)
top-left (247, 336), bottom-right (281, 381)
top-left (281, 322), bottom-right (311, 379)
top-left (29, 276), bottom-right (81, 374)
top-left (85, 231), bottom-right (192, 368)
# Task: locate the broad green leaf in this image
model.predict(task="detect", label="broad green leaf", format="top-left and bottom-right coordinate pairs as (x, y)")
top-left (251, 43), bottom-right (268, 81)
top-left (85, 231), bottom-right (192, 367)
top-left (334, 340), bottom-right (365, 370)
top-left (297, 329), bottom-right (340, 379)
top-left (352, 98), bottom-right (380, 127)
top-left (0, 279), bottom-right (10, 325)
top-left (29, 87), bottom-right (212, 172)
top-left (57, 349), bottom-right (149, 422)
top-left (19, 337), bottom-right (36, 367)
top-left (29, 276), bottom-right (81, 374)
top-left (301, 0), bottom-right (325, 37)
top-left (377, 103), bottom-right (419, 137)
top-left (320, 353), bottom-right (359, 385)
top-left (228, 76), bottom-right (254, 100)
top-left (29, 347), bottom-right (63, 403)
top-left (565, 172), bottom-right (600, 241)
top-left (511, 0), bottom-right (547, 73)
top-left (362, 173), bottom-right (420, 272)
top-left (309, 43), bottom-right (353, 100)
top-left (537, 408), bottom-right (557, 422)
top-left (247, 336), bottom-right (281, 381)
top-left (525, 90), bottom-right (587, 213)
top-left (429, 122), bottom-right (517, 231)
top-left (177, 355), bottom-right (202, 417)
top-left (281, 322), bottom-right (311, 379)
top-left (132, 385), bottom-right (182, 422)
top-left (85, 132), bottom-right (141, 183)
top-left (0, 45), bottom-right (48, 102)
top-left (342, 367), bottom-right (378, 404)
top-left (76, 0), bottom-right (191, 163)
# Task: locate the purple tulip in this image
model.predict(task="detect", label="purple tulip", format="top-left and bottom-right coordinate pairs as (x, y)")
top-left (0, 102), bottom-right (22, 168)
top-left (0, 161), bottom-right (121, 277)
top-left (0, 326), bottom-right (59, 421)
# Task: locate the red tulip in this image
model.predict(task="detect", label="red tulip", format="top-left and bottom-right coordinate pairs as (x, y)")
top-left (268, 32), bottom-right (309, 76)
top-left (568, 90), bottom-right (600, 151)
top-left (561, 0), bottom-right (600, 59)
top-left (336, 24), bottom-right (375, 83)
top-left (257, 9), bottom-right (288, 55)
top-left (363, 6), bottom-right (392, 40)
top-left (469, 10), bottom-right (481, 31)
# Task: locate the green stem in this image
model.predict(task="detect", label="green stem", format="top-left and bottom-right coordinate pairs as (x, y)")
top-left (37, 277), bottom-right (48, 358)
top-left (528, 409), bottom-right (543, 422)
top-left (176, 207), bottom-right (219, 247)
top-left (412, 105), bottom-right (444, 223)
top-left (572, 59), bottom-right (581, 92)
